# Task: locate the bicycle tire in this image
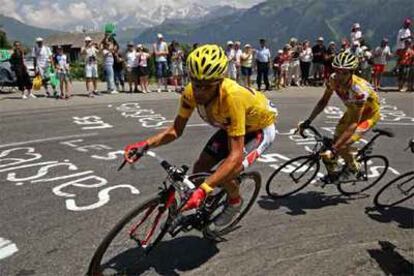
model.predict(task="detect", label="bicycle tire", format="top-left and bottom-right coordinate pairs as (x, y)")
top-left (189, 172), bottom-right (261, 236)
top-left (373, 171), bottom-right (414, 208)
top-left (266, 155), bottom-right (320, 199)
top-left (338, 155), bottom-right (389, 196)
top-left (87, 194), bottom-right (172, 275)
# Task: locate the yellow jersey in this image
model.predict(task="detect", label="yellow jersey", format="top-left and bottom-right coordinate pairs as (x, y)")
top-left (178, 78), bottom-right (277, 137)
top-left (328, 73), bottom-right (380, 117)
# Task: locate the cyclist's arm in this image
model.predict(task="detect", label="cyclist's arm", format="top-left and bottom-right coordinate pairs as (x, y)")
top-left (307, 86), bottom-right (334, 122)
top-left (146, 115), bottom-right (188, 148)
top-left (205, 135), bottom-right (244, 188)
top-left (333, 105), bottom-right (364, 150)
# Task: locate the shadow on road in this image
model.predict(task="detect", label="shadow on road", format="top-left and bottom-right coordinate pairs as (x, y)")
top-left (95, 235), bottom-right (219, 275)
top-left (365, 206), bottom-right (414, 229)
top-left (367, 240), bottom-right (414, 276)
top-left (257, 191), bottom-right (363, 215)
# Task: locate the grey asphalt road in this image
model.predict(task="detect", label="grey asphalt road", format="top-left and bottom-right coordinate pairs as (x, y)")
top-left (0, 85), bottom-right (413, 276)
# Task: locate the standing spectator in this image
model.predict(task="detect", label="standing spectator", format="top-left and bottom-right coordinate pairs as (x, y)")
top-left (280, 45), bottom-right (291, 88)
top-left (396, 18), bottom-right (412, 51)
top-left (171, 41), bottom-right (184, 92)
top-left (396, 39), bottom-right (414, 92)
top-left (225, 41), bottom-right (237, 80)
top-left (299, 40), bottom-right (313, 86)
top-left (81, 36), bottom-right (99, 97)
top-left (102, 42), bottom-right (118, 94)
top-left (272, 49), bottom-right (283, 89)
top-left (32, 37), bottom-right (55, 97)
top-left (125, 42), bottom-right (138, 93)
top-left (409, 42), bottom-right (414, 91)
top-left (360, 45), bottom-right (373, 81)
top-left (324, 41), bottom-right (336, 81)
top-left (372, 38), bottom-right (392, 90)
top-left (350, 23), bottom-right (362, 44)
top-left (113, 45), bottom-right (125, 92)
top-left (289, 38), bottom-right (301, 86)
top-left (54, 45), bottom-right (71, 99)
top-left (234, 41), bottom-right (243, 83)
top-left (137, 45), bottom-right (151, 93)
top-left (9, 41), bottom-right (34, 99)
top-left (152, 33), bottom-right (169, 93)
top-left (256, 38), bottom-right (271, 91)
top-left (240, 44), bottom-right (254, 88)
top-left (312, 37), bottom-right (326, 85)
top-left (340, 38), bottom-right (351, 53)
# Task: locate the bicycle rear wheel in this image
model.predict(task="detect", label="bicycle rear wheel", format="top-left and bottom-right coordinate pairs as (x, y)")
top-left (266, 155), bottom-right (320, 199)
top-left (373, 171), bottom-right (414, 208)
top-left (88, 194), bottom-right (174, 275)
top-left (338, 155), bottom-right (388, 196)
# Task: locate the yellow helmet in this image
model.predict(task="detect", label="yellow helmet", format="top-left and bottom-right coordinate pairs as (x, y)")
top-left (187, 44), bottom-right (228, 81)
top-left (332, 51), bottom-right (359, 70)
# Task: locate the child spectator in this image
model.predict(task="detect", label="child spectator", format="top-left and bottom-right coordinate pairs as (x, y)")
top-left (54, 45), bottom-right (71, 99)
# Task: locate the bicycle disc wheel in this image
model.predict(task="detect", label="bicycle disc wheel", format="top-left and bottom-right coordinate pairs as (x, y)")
top-left (374, 171), bottom-right (414, 208)
top-left (88, 194), bottom-right (173, 275)
top-left (266, 155), bottom-right (320, 199)
top-left (338, 155), bottom-right (388, 196)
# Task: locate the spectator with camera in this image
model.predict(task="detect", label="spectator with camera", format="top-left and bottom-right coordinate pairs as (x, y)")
top-left (81, 36), bottom-right (99, 97)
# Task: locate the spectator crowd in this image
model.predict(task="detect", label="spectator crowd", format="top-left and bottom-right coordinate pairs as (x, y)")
top-left (6, 18), bottom-right (414, 100)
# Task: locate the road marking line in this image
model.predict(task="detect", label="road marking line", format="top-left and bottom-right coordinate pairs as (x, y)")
top-left (325, 121), bottom-right (414, 126)
top-left (0, 133), bottom-right (99, 149)
top-left (0, 237), bottom-right (18, 260)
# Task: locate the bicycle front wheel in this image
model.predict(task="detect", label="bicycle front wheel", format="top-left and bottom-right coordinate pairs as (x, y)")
top-left (266, 155), bottom-right (320, 199)
top-left (338, 155), bottom-right (389, 196)
top-left (88, 194), bottom-right (173, 275)
top-left (374, 171), bottom-right (414, 208)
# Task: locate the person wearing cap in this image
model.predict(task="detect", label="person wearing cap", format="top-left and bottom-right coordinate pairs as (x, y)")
top-left (54, 45), bottom-right (71, 99)
top-left (152, 33), bottom-right (169, 92)
top-left (32, 37), bottom-right (55, 97)
top-left (351, 40), bottom-right (363, 58)
top-left (225, 41), bottom-right (237, 80)
top-left (170, 41), bottom-right (185, 93)
top-left (280, 44), bottom-right (292, 88)
top-left (396, 18), bottom-right (412, 51)
top-left (396, 39), bottom-right (414, 92)
top-left (324, 41), bottom-right (337, 81)
top-left (289, 37), bottom-right (301, 87)
top-left (125, 42), bottom-right (138, 93)
top-left (312, 37), bottom-right (326, 85)
top-left (351, 23), bottom-right (362, 44)
top-left (372, 38), bottom-right (392, 90)
top-left (256, 38), bottom-right (271, 91)
top-left (299, 40), bottom-right (313, 86)
top-left (240, 44), bottom-right (254, 87)
top-left (81, 36), bottom-right (100, 97)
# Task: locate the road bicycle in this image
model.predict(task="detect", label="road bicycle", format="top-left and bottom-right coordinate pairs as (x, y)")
top-left (373, 139), bottom-right (414, 208)
top-left (88, 149), bottom-right (261, 275)
top-left (266, 125), bottom-right (394, 198)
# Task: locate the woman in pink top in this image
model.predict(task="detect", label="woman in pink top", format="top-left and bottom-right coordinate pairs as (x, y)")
top-left (137, 45), bottom-right (151, 93)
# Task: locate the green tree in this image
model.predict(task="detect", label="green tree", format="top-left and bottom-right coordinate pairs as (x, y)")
top-left (0, 25), bottom-right (11, 48)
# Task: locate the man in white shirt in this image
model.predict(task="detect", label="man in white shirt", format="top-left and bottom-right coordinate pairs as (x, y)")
top-left (225, 41), bottom-right (237, 80)
top-left (350, 23), bottom-right (362, 44)
top-left (234, 41), bottom-right (243, 83)
top-left (255, 38), bottom-right (271, 91)
top-left (32, 37), bottom-right (54, 96)
top-left (396, 18), bottom-right (412, 51)
top-left (81, 36), bottom-right (99, 97)
top-left (125, 42), bottom-right (138, 93)
top-left (152, 33), bottom-right (169, 93)
top-left (372, 38), bottom-right (392, 90)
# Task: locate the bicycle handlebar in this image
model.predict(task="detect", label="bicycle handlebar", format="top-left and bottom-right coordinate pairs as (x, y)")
top-left (118, 149), bottom-right (196, 189)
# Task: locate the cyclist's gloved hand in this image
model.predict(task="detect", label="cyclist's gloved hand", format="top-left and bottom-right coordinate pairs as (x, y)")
top-left (124, 141), bottom-right (149, 163)
top-left (182, 183), bottom-right (213, 211)
top-left (297, 119), bottom-right (311, 137)
top-left (320, 147), bottom-right (337, 159)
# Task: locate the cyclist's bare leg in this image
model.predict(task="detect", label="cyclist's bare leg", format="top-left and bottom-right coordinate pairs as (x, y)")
top-left (193, 152), bottom-right (241, 199)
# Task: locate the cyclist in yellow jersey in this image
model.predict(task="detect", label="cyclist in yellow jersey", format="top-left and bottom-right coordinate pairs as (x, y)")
top-left (124, 44), bottom-right (278, 227)
top-left (298, 52), bottom-right (381, 183)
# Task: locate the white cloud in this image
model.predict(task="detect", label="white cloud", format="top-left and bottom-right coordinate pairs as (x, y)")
top-left (2, 0), bottom-right (264, 30)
